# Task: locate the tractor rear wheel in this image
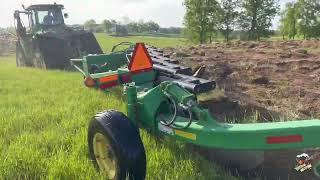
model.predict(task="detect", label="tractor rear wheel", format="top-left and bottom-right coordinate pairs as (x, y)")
top-left (88, 110), bottom-right (146, 180)
top-left (33, 47), bottom-right (46, 69)
top-left (16, 42), bottom-right (26, 67)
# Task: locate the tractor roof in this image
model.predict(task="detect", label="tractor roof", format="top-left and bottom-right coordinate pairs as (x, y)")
top-left (26, 4), bottom-right (64, 11)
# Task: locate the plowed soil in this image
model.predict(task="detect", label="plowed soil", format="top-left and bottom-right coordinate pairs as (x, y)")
top-left (165, 40), bottom-right (320, 180)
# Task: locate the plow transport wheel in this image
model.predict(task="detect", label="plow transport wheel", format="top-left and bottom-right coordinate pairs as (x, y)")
top-left (88, 110), bottom-right (146, 180)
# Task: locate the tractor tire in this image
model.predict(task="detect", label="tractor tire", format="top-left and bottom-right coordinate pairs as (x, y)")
top-left (79, 33), bottom-right (103, 54)
top-left (16, 42), bottom-right (26, 67)
top-left (88, 110), bottom-right (146, 180)
top-left (33, 46), bottom-right (47, 69)
top-left (37, 37), bottom-right (65, 69)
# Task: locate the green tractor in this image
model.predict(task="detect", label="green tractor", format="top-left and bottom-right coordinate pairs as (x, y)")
top-left (14, 3), bottom-right (102, 69)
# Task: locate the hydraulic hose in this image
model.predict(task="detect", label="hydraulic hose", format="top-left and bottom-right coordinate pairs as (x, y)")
top-left (111, 42), bottom-right (134, 52)
top-left (159, 96), bottom-right (177, 126)
top-left (159, 96), bottom-right (193, 129)
top-left (172, 106), bottom-right (193, 130)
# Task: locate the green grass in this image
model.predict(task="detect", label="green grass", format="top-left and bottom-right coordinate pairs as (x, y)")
top-left (0, 35), bottom-right (237, 180)
top-left (127, 32), bottom-right (184, 38)
top-left (95, 33), bottom-right (188, 52)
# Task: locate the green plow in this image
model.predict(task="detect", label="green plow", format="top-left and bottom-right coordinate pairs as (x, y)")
top-left (71, 42), bottom-right (320, 179)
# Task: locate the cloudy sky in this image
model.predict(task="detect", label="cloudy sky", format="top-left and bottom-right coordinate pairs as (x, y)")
top-left (0, 0), bottom-right (293, 28)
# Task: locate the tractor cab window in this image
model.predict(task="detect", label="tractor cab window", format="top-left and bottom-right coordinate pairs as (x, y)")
top-left (36, 8), bottom-right (64, 25)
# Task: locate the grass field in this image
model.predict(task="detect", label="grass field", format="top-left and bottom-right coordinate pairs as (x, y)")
top-left (95, 33), bottom-right (188, 52)
top-left (0, 35), bottom-right (237, 179)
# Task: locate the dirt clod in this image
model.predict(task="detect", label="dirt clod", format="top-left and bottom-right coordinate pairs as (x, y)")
top-left (172, 51), bottom-right (190, 57)
top-left (251, 76), bottom-right (269, 85)
top-left (295, 49), bottom-right (308, 54)
top-left (279, 51), bottom-right (292, 58)
top-left (248, 43), bottom-right (256, 48)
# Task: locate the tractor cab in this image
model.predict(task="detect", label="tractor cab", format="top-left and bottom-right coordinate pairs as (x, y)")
top-left (14, 3), bottom-right (67, 36)
top-left (27, 4), bottom-right (66, 32)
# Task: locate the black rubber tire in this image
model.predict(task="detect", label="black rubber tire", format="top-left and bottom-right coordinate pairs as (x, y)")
top-left (16, 42), bottom-right (26, 67)
top-left (33, 46), bottom-right (47, 69)
top-left (79, 32), bottom-right (103, 54)
top-left (37, 37), bottom-right (66, 69)
top-left (88, 110), bottom-right (146, 180)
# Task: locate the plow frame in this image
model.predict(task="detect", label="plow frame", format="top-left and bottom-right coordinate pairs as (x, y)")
top-left (126, 82), bottom-right (320, 150)
top-left (71, 43), bottom-right (320, 150)
top-left (71, 42), bottom-right (320, 177)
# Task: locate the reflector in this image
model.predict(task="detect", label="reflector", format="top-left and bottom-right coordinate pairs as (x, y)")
top-left (128, 43), bottom-right (153, 73)
top-left (266, 135), bottom-right (303, 144)
top-left (84, 77), bottom-right (96, 87)
top-left (100, 81), bottom-right (118, 89)
top-left (100, 74), bottom-right (118, 83)
top-left (121, 74), bottom-right (132, 83)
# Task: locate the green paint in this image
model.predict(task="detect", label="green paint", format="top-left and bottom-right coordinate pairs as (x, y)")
top-left (127, 85), bottom-right (137, 125)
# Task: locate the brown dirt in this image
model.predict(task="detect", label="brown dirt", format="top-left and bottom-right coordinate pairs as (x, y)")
top-left (166, 40), bottom-right (320, 120)
top-left (165, 40), bottom-right (320, 179)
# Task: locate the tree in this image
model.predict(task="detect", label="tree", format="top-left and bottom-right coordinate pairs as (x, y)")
top-left (279, 2), bottom-right (298, 39)
top-left (127, 22), bottom-right (139, 33)
top-left (184, 0), bottom-right (221, 43)
top-left (115, 25), bottom-right (128, 36)
top-left (279, 9), bottom-right (289, 40)
top-left (145, 21), bottom-right (160, 32)
top-left (111, 19), bottom-right (117, 25)
top-left (102, 19), bottom-right (112, 33)
top-left (240, 0), bottom-right (279, 40)
top-left (159, 27), bottom-right (183, 34)
top-left (84, 19), bottom-right (97, 32)
top-left (127, 21), bottom-right (160, 33)
top-left (296, 0), bottom-right (320, 39)
top-left (220, 0), bottom-right (240, 42)
top-left (137, 20), bottom-right (145, 33)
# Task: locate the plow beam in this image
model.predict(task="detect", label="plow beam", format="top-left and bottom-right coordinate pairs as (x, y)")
top-left (133, 82), bottom-right (320, 151)
top-left (169, 116), bottom-right (320, 150)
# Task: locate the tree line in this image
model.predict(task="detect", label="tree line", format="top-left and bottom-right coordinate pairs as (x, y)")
top-left (280, 0), bottom-right (320, 40)
top-left (83, 19), bottom-right (183, 36)
top-left (184, 0), bottom-right (280, 43)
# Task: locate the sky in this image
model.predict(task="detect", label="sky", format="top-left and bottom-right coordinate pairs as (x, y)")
top-left (0, 0), bottom-right (293, 28)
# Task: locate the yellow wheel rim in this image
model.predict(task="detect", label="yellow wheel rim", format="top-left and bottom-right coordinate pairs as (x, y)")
top-left (93, 133), bottom-right (117, 179)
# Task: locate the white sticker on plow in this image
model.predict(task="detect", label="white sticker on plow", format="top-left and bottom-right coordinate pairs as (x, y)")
top-left (158, 123), bottom-right (174, 135)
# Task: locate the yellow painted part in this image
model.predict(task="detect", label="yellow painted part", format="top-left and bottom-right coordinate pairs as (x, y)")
top-left (175, 129), bottom-right (197, 140)
top-left (93, 133), bottom-right (117, 178)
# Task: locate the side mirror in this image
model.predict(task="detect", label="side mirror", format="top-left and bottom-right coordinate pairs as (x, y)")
top-left (64, 13), bottom-right (69, 19)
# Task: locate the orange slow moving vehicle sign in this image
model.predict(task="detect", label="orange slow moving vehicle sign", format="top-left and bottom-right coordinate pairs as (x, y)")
top-left (128, 43), bottom-right (153, 73)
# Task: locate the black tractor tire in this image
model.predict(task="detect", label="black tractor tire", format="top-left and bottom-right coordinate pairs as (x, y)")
top-left (16, 42), bottom-right (27, 67)
top-left (33, 46), bottom-right (47, 69)
top-left (37, 37), bottom-right (66, 69)
top-left (88, 110), bottom-right (146, 180)
top-left (79, 33), bottom-right (103, 54)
